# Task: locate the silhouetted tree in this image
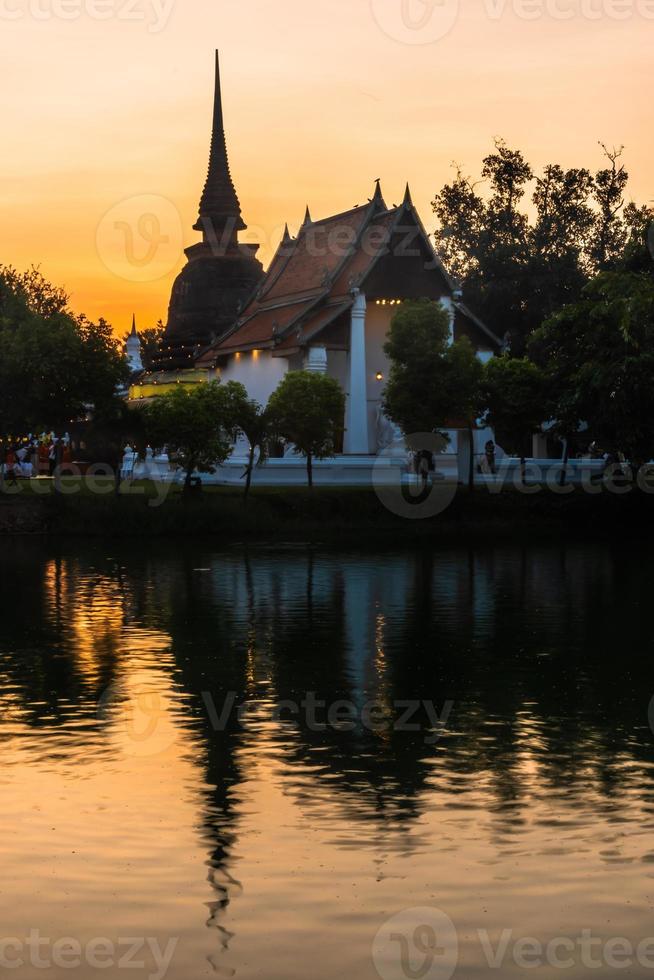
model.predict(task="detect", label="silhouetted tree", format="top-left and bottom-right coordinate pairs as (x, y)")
top-left (268, 372), bottom-right (345, 488)
top-left (234, 398), bottom-right (272, 500)
top-left (0, 266), bottom-right (128, 434)
top-left (482, 356), bottom-right (551, 481)
top-left (433, 141), bottom-right (653, 352)
top-left (530, 222), bottom-right (654, 470)
top-left (143, 380), bottom-right (246, 492)
top-left (383, 299), bottom-right (484, 487)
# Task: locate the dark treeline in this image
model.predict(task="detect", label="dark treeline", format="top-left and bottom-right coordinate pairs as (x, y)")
top-left (433, 140), bottom-right (654, 352)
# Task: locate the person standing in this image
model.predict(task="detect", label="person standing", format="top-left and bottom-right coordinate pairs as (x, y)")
top-left (5, 445), bottom-right (18, 486)
top-left (484, 440), bottom-right (497, 476)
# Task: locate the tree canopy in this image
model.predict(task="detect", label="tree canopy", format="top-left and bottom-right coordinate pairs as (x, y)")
top-left (267, 371), bottom-right (345, 487)
top-left (143, 380), bottom-right (248, 489)
top-left (233, 397), bottom-right (271, 498)
top-left (482, 356), bottom-right (551, 470)
top-left (529, 225), bottom-right (654, 467)
top-left (0, 266), bottom-right (128, 434)
top-left (433, 141), bottom-right (653, 352)
top-left (383, 299), bottom-right (483, 442)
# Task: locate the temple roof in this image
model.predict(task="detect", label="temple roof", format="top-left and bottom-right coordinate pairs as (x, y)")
top-left (259, 201), bottom-right (377, 303)
top-left (217, 298), bottom-right (317, 354)
top-left (273, 300), bottom-right (353, 352)
top-left (194, 51), bottom-right (245, 234)
top-left (196, 183), bottom-right (499, 364)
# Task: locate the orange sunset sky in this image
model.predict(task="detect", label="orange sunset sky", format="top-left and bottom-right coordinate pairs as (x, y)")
top-left (2, 0), bottom-right (652, 337)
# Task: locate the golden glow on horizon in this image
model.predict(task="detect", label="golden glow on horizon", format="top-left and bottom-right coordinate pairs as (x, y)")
top-left (3, 0), bottom-right (652, 336)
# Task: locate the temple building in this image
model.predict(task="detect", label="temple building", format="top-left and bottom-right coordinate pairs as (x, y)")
top-left (131, 52), bottom-right (501, 480)
top-left (196, 180), bottom-right (499, 457)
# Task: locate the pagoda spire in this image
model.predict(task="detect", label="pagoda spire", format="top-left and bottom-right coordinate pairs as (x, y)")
top-left (130, 313), bottom-right (137, 336)
top-left (194, 51), bottom-right (245, 236)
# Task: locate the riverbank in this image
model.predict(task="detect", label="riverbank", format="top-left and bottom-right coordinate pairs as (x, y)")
top-left (0, 479), bottom-right (652, 541)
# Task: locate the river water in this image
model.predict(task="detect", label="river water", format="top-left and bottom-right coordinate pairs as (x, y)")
top-left (1, 540), bottom-right (654, 979)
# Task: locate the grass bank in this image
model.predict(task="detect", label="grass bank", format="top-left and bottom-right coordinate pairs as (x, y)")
top-left (0, 477), bottom-right (652, 542)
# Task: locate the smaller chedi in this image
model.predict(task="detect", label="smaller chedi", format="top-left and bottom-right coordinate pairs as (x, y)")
top-left (125, 315), bottom-right (144, 374)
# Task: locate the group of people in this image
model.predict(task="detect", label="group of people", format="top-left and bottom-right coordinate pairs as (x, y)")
top-left (412, 440), bottom-right (500, 485)
top-left (1, 433), bottom-right (73, 483)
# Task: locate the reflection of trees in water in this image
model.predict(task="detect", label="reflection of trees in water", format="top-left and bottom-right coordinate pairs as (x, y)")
top-left (3, 540), bottom-right (654, 946)
top-left (3, 540), bottom-right (654, 800)
top-left (0, 544), bottom-right (128, 728)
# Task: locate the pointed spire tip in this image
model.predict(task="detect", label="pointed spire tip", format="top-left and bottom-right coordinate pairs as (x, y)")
top-left (195, 50), bottom-right (245, 232)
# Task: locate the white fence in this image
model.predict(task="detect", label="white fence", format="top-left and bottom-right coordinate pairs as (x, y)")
top-left (121, 447), bottom-right (610, 489)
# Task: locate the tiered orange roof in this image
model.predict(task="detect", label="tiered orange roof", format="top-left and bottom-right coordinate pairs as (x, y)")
top-left (197, 181), bottom-right (500, 366)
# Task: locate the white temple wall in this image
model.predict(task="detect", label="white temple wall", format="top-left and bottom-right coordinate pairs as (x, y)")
top-left (219, 350), bottom-right (290, 406)
top-left (327, 350), bottom-right (348, 396)
top-left (364, 304), bottom-right (394, 452)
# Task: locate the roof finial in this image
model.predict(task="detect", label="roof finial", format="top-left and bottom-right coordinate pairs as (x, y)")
top-left (302, 205), bottom-right (312, 227)
top-left (194, 50), bottom-right (245, 235)
top-left (370, 178), bottom-right (386, 210)
top-left (403, 182), bottom-right (413, 206)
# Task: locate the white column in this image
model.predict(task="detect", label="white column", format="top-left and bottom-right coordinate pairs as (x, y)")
top-left (345, 289), bottom-right (369, 454)
top-left (304, 345), bottom-right (327, 373)
top-left (440, 296), bottom-right (455, 346)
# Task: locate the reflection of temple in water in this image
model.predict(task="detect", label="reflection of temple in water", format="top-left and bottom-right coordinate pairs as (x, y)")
top-left (3, 540), bottom-right (652, 796)
top-left (2, 541), bottom-right (654, 967)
